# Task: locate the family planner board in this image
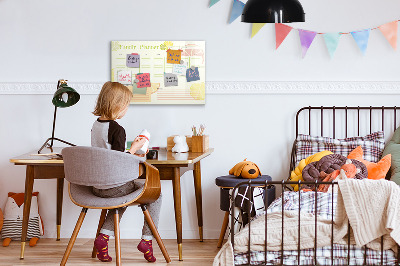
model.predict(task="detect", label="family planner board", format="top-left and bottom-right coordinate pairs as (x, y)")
top-left (111, 41), bottom-right (205, 104)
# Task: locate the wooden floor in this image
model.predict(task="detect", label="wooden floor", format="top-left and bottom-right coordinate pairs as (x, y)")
top-left (0, 239), bottom-right (221, 265)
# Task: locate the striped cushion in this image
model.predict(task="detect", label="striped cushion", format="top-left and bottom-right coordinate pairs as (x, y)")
top-left (295, 131), bottom-right (385, 166)
top-left (1, 217), bottom-right (40, 240)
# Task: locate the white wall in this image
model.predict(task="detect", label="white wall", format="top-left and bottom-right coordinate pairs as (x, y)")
top-left (1, 0), bottom-right (400, 240)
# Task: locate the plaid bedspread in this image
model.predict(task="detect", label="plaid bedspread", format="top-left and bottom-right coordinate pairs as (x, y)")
top-left (234, 191), bottom-right (397, 265)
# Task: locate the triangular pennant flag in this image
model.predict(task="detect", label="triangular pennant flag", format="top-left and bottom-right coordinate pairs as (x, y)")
top-left (351, 29), bottom-right (370, 55)
top-left (323, 33), bottom-right (341, 58)
top-left (229, 0), bottom-right (245, 24)
top-left (209, 0), bottom-right (220, 7)
top-left (251, 23), bottom-right (266, 38)
top-left (378, 21), bottom-right (398, 50)
top-left (298, 29), bottom-right (317, 58)
top-left (275, 23), bottom-right (293, 49)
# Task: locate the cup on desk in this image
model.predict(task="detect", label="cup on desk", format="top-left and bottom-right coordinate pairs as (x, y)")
top-left (146, 150), bottom-right (158, 160)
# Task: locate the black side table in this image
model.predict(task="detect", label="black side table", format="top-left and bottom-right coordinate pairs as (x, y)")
top-left (215, 175), bottom-right (275, 248)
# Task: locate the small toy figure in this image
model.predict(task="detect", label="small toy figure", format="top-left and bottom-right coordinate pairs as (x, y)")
top-left (172, 135), bottom-right (189, 153)
top-left (229, 159), bottom-right (261, 179)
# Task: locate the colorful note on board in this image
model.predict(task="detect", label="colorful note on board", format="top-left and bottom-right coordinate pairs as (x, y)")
top-left (164, 73), bottom-right (179, 87)
top-left (172, 64), bottom-right (187, 75)
top-left (136, 73), bottom-right (151, 88)
top-left (186, 67), bottom-right (200, 82)
top-left (117, 71), bottom-right (132, 84)
top-left (126, 53), bottom-right (140, 67)
top-left (167, 49), bottom-right (182, 64)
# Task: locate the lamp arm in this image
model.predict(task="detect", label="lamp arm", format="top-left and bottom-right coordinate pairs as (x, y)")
top-left (50, 105), bottom-right (57, 148)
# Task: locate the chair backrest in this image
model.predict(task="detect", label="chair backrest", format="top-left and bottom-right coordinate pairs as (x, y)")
top-left (62, 146), bottom-right (145, 187)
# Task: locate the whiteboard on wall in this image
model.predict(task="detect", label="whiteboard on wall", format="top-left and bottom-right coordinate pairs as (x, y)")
top-left (111, 41), bottom-right (205, 105)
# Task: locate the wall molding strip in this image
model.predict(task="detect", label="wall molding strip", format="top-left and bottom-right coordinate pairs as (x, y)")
top-left (0, 81), bottom-right (399, 95)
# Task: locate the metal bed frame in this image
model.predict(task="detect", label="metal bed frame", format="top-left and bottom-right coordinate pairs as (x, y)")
top-left (230, 106), bottom-right (400, 266)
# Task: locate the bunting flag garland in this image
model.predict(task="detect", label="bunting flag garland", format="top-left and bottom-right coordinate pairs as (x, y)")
top-left (251, 23), bottom-right (266, 38)
top-left (229, 0), bottom-right (245, 24)
top-left (209, 0), bottom-right (220, 8)
top-left (275, 23), bottom-right (293, 49)
top-left (351, 29), bottom-right (370, 55)
top-left (323, 33), bottom-right (341, 58)
top-left (298, 30), bottom-right (317, 58)
top-left (378, 21), bottom-right (398, 50)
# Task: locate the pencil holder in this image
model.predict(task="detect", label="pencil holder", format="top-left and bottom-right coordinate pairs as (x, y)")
top-left (191, 135), bottom-right (209, 153)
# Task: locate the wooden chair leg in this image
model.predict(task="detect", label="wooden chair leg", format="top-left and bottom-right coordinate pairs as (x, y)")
top-left (141, 205), bottom-right (171, 263)
top-left (217, 211), bottom-right (230, 248)
top-left (91, 209), bottom-right (108, 258)
top-left (60, 208), bottom-right (88, 266)
top-left (114, 210), bottom-right (121, 266)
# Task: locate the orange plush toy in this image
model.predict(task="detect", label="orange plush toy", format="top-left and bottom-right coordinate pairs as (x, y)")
top-left (347, 146), bottom-right (391, 180)
top-left (1, 192), bottom-right (43, 247)
top-left (317, 161), bottom-right (359, 192)
top-left (229, 159), bottom-right (261, 179)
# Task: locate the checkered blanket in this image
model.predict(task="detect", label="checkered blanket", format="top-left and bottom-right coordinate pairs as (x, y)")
top-left (234, 191), bottom-right (397, 265)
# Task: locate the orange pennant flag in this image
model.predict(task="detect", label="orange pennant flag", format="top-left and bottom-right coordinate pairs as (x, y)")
top-left (378, 21), bottom-right (398, 50)
top-left (275, 23), bottom-right (293, 49)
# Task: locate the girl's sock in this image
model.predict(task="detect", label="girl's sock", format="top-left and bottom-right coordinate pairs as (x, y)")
top-left (137, 239), bottom-right (156, 262)
top-left (94, 233), bottom-right (112, 262)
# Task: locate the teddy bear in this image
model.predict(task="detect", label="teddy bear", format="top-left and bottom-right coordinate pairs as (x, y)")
top-left (1, 192), bottom-right (44, 247)
top-left (229, 159), bottom-right (261, 179)
top-left (172, 135), bottom-right (189, 153)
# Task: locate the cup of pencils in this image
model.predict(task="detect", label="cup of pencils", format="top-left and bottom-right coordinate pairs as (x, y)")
top-left (191, 124), bottom-right (209, 152)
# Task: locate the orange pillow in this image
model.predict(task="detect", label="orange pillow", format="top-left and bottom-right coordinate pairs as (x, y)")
top-left (347, 146), bottom-right (391, 180)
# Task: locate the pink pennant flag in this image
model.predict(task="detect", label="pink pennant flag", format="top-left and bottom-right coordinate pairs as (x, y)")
top-left (378, 21), bottom-right (398, 50)
top-left (275, 23), bottom-right (293, 49)
top-left (298, 29), bottom-right (318, 58)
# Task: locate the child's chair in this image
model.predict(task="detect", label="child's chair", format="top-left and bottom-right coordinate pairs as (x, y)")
top-left (60, 146), bottom-right (171, 265)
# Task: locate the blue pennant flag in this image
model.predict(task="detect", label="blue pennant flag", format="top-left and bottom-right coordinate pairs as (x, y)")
top-left (209, 0), bottom-right (221, 7)
top-left (229, 0), bottom-right (245, 23)
top-left (323, 33), bottom-right (341, 58)
top-left (351, 29), bottom-right (371, 55)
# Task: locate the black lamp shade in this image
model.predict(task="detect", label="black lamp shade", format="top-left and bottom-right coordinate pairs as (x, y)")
top-left (242, 0), bottom-right (305, 23)
top-left (52, 84), bottom-right (80, 108)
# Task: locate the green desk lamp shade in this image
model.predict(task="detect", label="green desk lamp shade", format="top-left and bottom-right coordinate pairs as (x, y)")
top-left (38, 80), bottom-right (80, 154)
top-left (241, 0), bottom-right (305, 23)
top-left (52, 84), bottom-right (80, 108)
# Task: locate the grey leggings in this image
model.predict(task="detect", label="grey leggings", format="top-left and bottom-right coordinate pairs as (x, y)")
top-left (92, 180), bottom-right (162, 240)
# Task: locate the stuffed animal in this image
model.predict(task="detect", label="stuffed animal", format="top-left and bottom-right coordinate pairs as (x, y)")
top-left (172, 135), bottom-right (189, 153)
top-left (317, 160), bottom-right (360, 193)
top-left (348, 146), bottom-right (391, 180)
top-left (1, 192), bottom-right (44, 247)
top-left (229, 159), bottom-right (261, 179)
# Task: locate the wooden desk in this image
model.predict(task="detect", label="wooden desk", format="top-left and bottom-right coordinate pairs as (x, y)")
top-left (10, 147), bottom-right (213, 261)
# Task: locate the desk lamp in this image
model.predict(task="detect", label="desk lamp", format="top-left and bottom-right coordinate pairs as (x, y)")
top-left (38, 79), bottom-right (80, 154)
top-left (241, 0), bottom-right (305, 23)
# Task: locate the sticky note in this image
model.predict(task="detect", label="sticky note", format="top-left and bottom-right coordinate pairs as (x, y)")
top-left (186, 67), bottom-right (200, 82)
top-left (164, 73), bottom-right (179, 87)
top-left (126, 53), bottom-right (140, 68)
top-left (167, 49), bottom-right (182, 64)
top-left (136, 73), bottom-right (151, 88)
top-left (172, 64), bottom-right (187, 76)
top-left (117, 71), bottom-right (132, 84)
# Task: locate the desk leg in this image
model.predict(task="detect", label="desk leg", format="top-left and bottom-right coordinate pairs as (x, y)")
top-left (56, 178), bottom-right (64, 241)
top-left (193, 161), bottom-right (203, 242)
top-left (172, 167), bottom-right (183, 261)
top-left (20, 165), bottom-right (35, 259)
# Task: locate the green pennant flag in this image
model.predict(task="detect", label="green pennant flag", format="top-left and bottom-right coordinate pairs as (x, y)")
top-left (209, 0), bottom-right (221, 7)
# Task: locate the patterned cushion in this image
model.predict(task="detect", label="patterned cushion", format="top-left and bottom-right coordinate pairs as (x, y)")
top-left (295, 131), bottom-right (385, 166)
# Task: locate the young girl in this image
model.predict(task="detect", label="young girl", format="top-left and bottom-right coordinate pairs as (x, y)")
top-left (91, 81), bottom-right (162, 263)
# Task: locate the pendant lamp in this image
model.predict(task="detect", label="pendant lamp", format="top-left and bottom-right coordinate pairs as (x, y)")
top-left (38, 79), bottom-right (80, 154)
top-left (242, 0), bottom-right (305, 23)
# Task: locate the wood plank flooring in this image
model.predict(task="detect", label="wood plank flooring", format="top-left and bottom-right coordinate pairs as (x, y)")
top-left (0, 239), bottom-right (222, 265)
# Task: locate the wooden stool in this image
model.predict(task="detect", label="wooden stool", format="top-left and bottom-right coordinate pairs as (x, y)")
top-left (215, 175), bottom-right (275, 248)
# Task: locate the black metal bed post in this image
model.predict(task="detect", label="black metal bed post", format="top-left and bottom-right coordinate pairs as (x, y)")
top-left (281, 181), bottom-right (285, 266)
top-left (264, 180), bottom-right (268, 266)
top-left (331, 182), bottom-right (334, 265)
top-left (298, 180), bottom-right (301, 266)
top-left (247, 180), bottom-right (252, 264)
top-left (314, 180), bottom-right (318, 266)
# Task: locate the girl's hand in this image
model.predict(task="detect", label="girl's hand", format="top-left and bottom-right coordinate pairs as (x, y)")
top-left (134, 148), bottom-right (149, 157)
top-left (129, 137), bottom-right (147, 154)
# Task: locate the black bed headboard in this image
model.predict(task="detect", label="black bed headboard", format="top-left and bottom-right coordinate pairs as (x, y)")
top-left (289, 106), bottom-right (400, 180)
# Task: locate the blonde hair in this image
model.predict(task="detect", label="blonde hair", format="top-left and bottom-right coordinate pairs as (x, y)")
top-left (93, 81), bottom-right (133, 120)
